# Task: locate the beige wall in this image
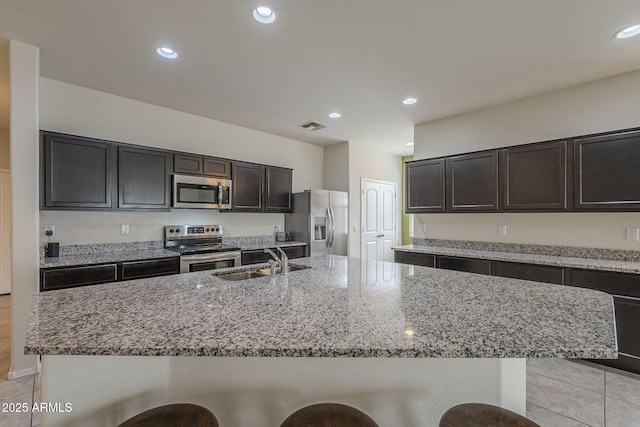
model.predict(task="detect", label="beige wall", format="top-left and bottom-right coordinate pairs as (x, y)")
top-left (348, 142), bottom-right (402, 257)
top-left (39, 78), bottom-right (324, 245)
top-left (9, 40), bottom-right (39, 378)
top-left (0, 129), bottom-right (9, 169)
top-left (323, 142), bottom-right (349, 192)
top-left (413, 69), bottom-right (640, 250)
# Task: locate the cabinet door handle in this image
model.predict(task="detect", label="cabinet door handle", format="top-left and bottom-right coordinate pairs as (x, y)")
top-left (377, 234), bottom-right (384, 238)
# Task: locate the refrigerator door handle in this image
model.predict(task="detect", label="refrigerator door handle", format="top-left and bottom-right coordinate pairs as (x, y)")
top-left (326, 208), bottom-right (331, 248)
top-left (328, 207), bottom-right (335, 248)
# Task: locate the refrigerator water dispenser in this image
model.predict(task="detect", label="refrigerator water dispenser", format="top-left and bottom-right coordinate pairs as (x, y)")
top-left (314, 217), bottom-right (327, 240)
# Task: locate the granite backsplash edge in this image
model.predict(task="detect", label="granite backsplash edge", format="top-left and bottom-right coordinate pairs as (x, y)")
top-left (412, 238), bottom-right (640, 262)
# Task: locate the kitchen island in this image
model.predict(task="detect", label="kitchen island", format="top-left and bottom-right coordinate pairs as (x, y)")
top-left (25, 255), bottom-right (616, 426)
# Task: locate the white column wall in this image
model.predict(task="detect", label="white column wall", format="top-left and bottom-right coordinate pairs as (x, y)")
top-left (9, 40), bottom-right (39, 377)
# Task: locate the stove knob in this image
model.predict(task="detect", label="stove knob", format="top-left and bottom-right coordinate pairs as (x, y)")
top-left (169, 228), bottom-right (175, 233)
top-left (215, 227), bottom-right (220, 232)
top-left (206, 228), bottom-right (210, 232)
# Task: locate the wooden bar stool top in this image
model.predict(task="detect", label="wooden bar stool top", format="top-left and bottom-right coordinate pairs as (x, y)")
top-left (116, 403), bottom-right (219, 427)
top-left (280, 403), bottom-right (379, 427)
top-left (439, 403), bottom-right (540, 427)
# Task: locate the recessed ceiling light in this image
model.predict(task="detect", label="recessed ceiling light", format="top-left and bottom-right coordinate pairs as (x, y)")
top-left (403, 98), bottom-right (418, 105)
top-left (615, 24), bottom-right (640, 39)
top-left (329, 112), bottom-right (342, 119)
top-left (156, 47), bottom-right (178, 59)
top-left (405, 142), bottom-right (415, 146)
top-left (253, 6), bottom-right (277, 24)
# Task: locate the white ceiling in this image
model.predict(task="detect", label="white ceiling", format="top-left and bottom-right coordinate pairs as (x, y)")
top-left (1, 1), bottom-right (640, 155)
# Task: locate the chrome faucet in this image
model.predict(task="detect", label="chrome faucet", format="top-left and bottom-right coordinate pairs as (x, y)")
top-left (264, 248), bottom-right (281, 275)
top-left (264, 247), bottom-right (288, 275)
top-left (276, 246), bottom-right (288, 273)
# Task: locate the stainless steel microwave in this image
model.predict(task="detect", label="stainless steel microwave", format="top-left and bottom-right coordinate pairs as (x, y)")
top-left (172, 174), bottom-right (232, 209)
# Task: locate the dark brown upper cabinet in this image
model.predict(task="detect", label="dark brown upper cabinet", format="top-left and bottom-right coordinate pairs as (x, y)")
top-left (574, 129), bottom-right (640, 211)
top-left (405, 158), bottom-right (445, 213)
top-left (500, 141), bottom-right (570, 211)
top-left (174, 153), bottom-right (231, 178)
top-left (118, 146), bottom-right (172, 210)
top-left (41, 132), bottom-right (115, 209)
top-left (265, 166), bottom-right (293, 213)
top-left (231, 161), bottom-right (265, 211)
top-left (446, 151), bottom-right (499, 212)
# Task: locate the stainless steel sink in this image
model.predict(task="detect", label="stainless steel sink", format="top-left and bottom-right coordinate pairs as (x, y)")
top-left (256, 264), bottom-right (311, 276)
top-left (217, 270), bottom-right (267, 281)
top-left (216, 264), bottom-right (311, 281)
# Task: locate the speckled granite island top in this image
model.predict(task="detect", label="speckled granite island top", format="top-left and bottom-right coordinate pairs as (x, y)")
top-left (25, 256), bottom-right (616, 359)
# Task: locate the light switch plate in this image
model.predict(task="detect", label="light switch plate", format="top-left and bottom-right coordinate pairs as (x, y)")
top-left (121, 224), bottom-right (130, 235)
top-left (498, 225), bottom-right (507, 236)
top-left (625, 227), bottom-right (639, 241)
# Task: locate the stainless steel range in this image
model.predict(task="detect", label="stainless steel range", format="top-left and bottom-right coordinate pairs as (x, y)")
top-left (164, 225), bottom-right (241, 273)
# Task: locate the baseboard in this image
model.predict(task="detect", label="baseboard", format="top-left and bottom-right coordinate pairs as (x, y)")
top-left (8, 365), bottom-right (38, 380)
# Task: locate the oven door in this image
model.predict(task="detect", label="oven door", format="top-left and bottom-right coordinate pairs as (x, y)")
top-left (180, 251), bottom-right (241, 273)
top-left (173, 175), bottom-right (232, 209)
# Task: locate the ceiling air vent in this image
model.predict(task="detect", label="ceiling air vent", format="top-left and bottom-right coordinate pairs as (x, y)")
top-left (300, 121), bottom-right (327, 131)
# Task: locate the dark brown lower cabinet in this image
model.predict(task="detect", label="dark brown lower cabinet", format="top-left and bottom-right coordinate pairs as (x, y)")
top-left (241, 245), bottom-right (306, 265)
top-left (41, 264), bottom-right (118, 291)
top-left (121, 258), bottom-right (180, 281)
top-left (437, 256), bottom-right (492, 275)
top-left (394, 251), bottom-right (436, 267)
top-left (493, 261), bottom-right (565, 285)
top-left (569, 269), bottom-right (640, 374)
top-left (40, 257), bottom-right (180, 291)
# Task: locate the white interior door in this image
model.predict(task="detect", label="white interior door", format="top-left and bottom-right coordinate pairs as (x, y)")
top-left (0, 170), bottom-right (11, 295)
top-left (361, 178), bottom-right (396, 263)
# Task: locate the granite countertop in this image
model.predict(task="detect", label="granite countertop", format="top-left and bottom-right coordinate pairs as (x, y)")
top-left (25, 255), bottom-right (616, 359)
top-left (38, 237), bottom-right (307, 269)
top-left (238, 241), bottom-right (307, 251)
top-left (40, 249), bottom-right (179, 269)
top-left (393, 244), bottom-right (640, 274)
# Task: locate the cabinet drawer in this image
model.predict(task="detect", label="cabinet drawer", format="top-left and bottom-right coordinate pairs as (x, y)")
top-left (121, 258), bottom-right (179, 280)
top-left (569, 269), bottom-right (640, 298)
top-left (437, 256), bottom-right (492, 275)
top-left (41, 264), bottom-right (118, 291)
top-left (283, 246), bottom-right (306, 259)
top-left (394, 251), bottom-right (436, 267)
top-left (494, 261), bottom-right (565, 285)
top-left (242, 246), bottom-right (306, 265)
top-left (615, 296), bottom-right (640, 358)
top-left (241, 249), bottom-right (271, 265)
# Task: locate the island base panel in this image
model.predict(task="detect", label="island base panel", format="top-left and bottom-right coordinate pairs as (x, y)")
top-left (40, 356), bottom-right (525, 427)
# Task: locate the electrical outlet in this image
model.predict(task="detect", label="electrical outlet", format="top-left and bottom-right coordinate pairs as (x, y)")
top-left (44, 224), bottom-right (55, 236)
top-left (498, 225), bottom-right (507, 236)
top-left (625, 227), bottom-right (639, 241)
top-left (421, 224), bottom-right (427, 233)
top-left (121, 224), bottom-right (130, 235)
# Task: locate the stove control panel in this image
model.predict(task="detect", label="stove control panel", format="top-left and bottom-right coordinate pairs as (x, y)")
top-left (164, 225), bottom-right (223, 239)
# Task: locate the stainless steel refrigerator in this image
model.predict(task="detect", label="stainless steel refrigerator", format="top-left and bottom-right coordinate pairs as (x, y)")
top-left (285, 189), bottom-right (348, 256)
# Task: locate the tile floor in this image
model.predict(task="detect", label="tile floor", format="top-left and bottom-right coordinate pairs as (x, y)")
top-left (1, 293), bottom-right (640, 426)
top-left (527, 358), bottom-right (640, 427)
